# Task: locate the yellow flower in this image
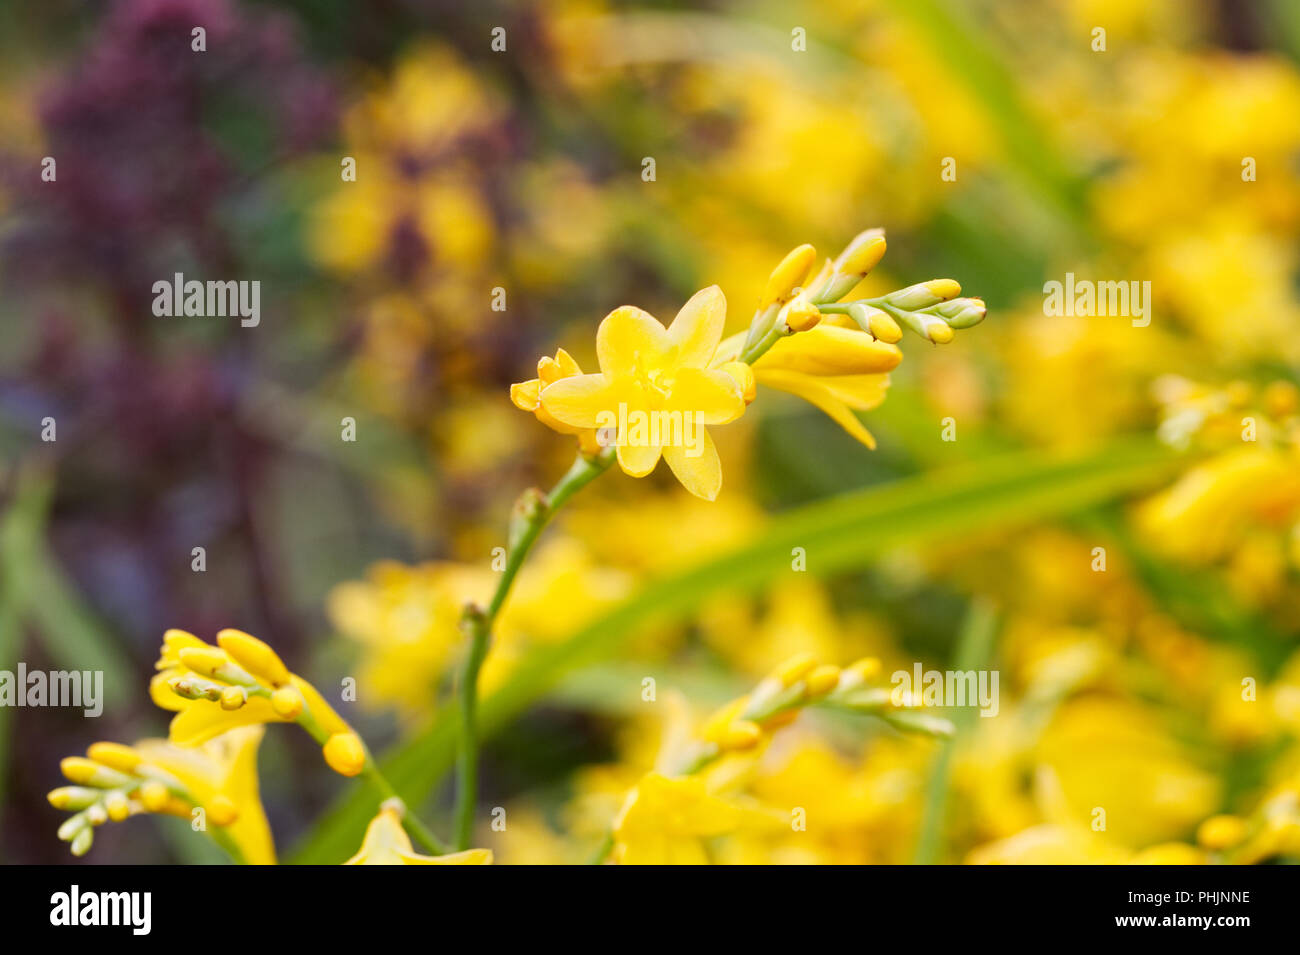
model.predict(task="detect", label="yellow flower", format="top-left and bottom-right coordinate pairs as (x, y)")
top-left (714, 324), bottom-right (902, 448)
top-left (150, 628), bottom-right (365, 777)
top-left (510, 347), bottom-right (602, 455)
top-left (1138, 446), bottom-right (1300, 564)
top-left (346, 805), bottom-right (492, 865)
top-left (610, 772), bottom-right (771, 865)
top-left (538, 287), bottom-right (746, 500)
top-left (50, 727), bottom-right (274, 864)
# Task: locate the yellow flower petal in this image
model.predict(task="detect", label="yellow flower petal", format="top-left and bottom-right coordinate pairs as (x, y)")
top-left (597, 306), bottom-right (669, 378)
top-left (666, 285), bottom-right (726, 368)
top-left (664, 367), bottom-right (745, 425)
top-left (756, 324), bottom-right (902, 375)
top-left (757, 369), bottom-right (880, 449)
top-left (616, 441), bottom-right (662, 478)
top-left (662, 428), bottom-right (723, 501)
top-left (539, 373), bottom-right (625, 429)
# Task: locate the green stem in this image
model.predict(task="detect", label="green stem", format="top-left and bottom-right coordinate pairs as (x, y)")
top-left (453, 447), bottom-right (617, 849)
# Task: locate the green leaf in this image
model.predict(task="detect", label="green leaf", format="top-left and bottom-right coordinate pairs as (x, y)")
top-left (289, 439), bottom-right (1180, 863)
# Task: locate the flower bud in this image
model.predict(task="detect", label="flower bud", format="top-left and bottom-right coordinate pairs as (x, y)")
top-left (721, 720), bottom-right (763, 750)
top-left (771, 653), bottom-right (817, 688)
top-left (208, 795), bottom-right (239, 827)
top-left (820, 230), bottom-right (887, 300)
top-left (48, 786), bottom-right (102, 811)
top-left (217, 629), bottom-right (292, 687)
top-left (805, 665), bottom-right (842, 697)
top-left (884, 279), bottom-right (961, 310)
top-left (271, 686), bottom-right (303, 719)
top-left (761, 244), bottom-right (817, 308)
top-left (323, 732), bottom-right (366, 777)
top-left (220, 685), bottom-right (247, 710)
top-left (61, 756), bottom-right (133, 790)
top-left (70, 828), bottom-right (93, 857)
top-left (783, 299), bottom-right (821, 332)
top-left (104, 791), bottom-right (131, 823)
top-left (86, 742), bottom-right (142, 773)
top-left (931, 296), bottom-right (986, 329)
top-left (140, 780), bottom-right (170, 813)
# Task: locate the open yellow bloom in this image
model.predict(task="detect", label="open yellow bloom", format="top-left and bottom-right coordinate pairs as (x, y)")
top-left (538, 287), bottom-right (746, 500)
top-left (150, 628), bottom-right (365, 777)
top-left (346, 805), bottom-right (492, 865)
top-left (50, 727), bottom-right (274, 864)
top-left (715, 323), bottom-right (902, 448)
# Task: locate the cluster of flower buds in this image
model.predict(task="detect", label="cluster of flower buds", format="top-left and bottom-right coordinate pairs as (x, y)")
top-left (153, 628), bottom-right (367, 777)
top-left (675, 653), bottom-right (954, 774)
top-left (741, 229), bottom-right (986, 361)
top-left (48, 728), bottom-right (269, 859)
top-left (50, 744), bottom-right (187, 856)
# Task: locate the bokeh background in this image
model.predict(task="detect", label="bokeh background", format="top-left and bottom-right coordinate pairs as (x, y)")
top-left (4, 0), bottom-right (1300, 864)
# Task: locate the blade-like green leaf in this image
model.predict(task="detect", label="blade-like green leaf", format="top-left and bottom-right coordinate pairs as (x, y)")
top-left (290, 440), bottom-right (1180, 863)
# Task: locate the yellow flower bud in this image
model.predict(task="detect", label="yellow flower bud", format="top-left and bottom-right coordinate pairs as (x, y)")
top-left (220, 685), bottom-right (247, 710)
top-left (104, 791), bottom-right (130, 823)
top-left (271, 686), bottom-right (303, 719)
top-left (86, 742), bottom-right (142, 773)
top-left (866, 309), bottom-right (903, 343)
top-left (323, 732), bottom-right (366, 777)
top-left (841, 657), bottom-right (882, 689)
top-left (805, 665), bottom-right (842, 697)
top-left (71, 828), bottom-right (93, 857)
top-left (1197, 814), bottom-right (1248, 850)
top-left (770, 653), bottom-right (817, 688)
top-left (217, 629), bottom-right (292, 687)
top-left (140, 780), bottom-right (170, 813)
top-left (721, 720), bottom-right (763, 751)
top-left (761, 244), bottom-right (817, 308)
top-left (208, 794), bottom-right (239, 827)
top-left (885, 279), bottom-right (961, 310)
top-left (784, 299), bottom-right (821, 332)
top-left (85, 804), bottom-right (108, 826)
top-left (61, 756), bottom-right (132, 789)
top-left (720, 361), bottom-right (757, 403)
top-left (177, 645), bottom-right (235, 679)
top-left (48, 786), bottom-right (100, 811)
top-left (927, 319), bottom-right (955, 344)
top-left (836, 231), bottom-right (887, 278)
top-left (701, 697), bottom-right (751, 744)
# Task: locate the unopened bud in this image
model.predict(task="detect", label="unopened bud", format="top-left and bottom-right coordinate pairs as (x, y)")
top-left (783, 299), bottom-right (821, 332)
top-left (48, 787), bottom-right (101, 811)
top-left (884, 279), bottom-right (961, 310)
top-left (761, 244), bottom-right (817, 308)
top-left (140, 780), bottom-right (170, 813)
top-left (217, 629), bottom-right (293, 687)
top-left (271, 686), bottom-right (303, 719)
top-left (323, 732), bottom-right (366, 777)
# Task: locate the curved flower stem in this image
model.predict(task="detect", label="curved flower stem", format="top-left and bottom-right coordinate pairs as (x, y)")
top-left (453, 447), bottom-right (617, 850)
